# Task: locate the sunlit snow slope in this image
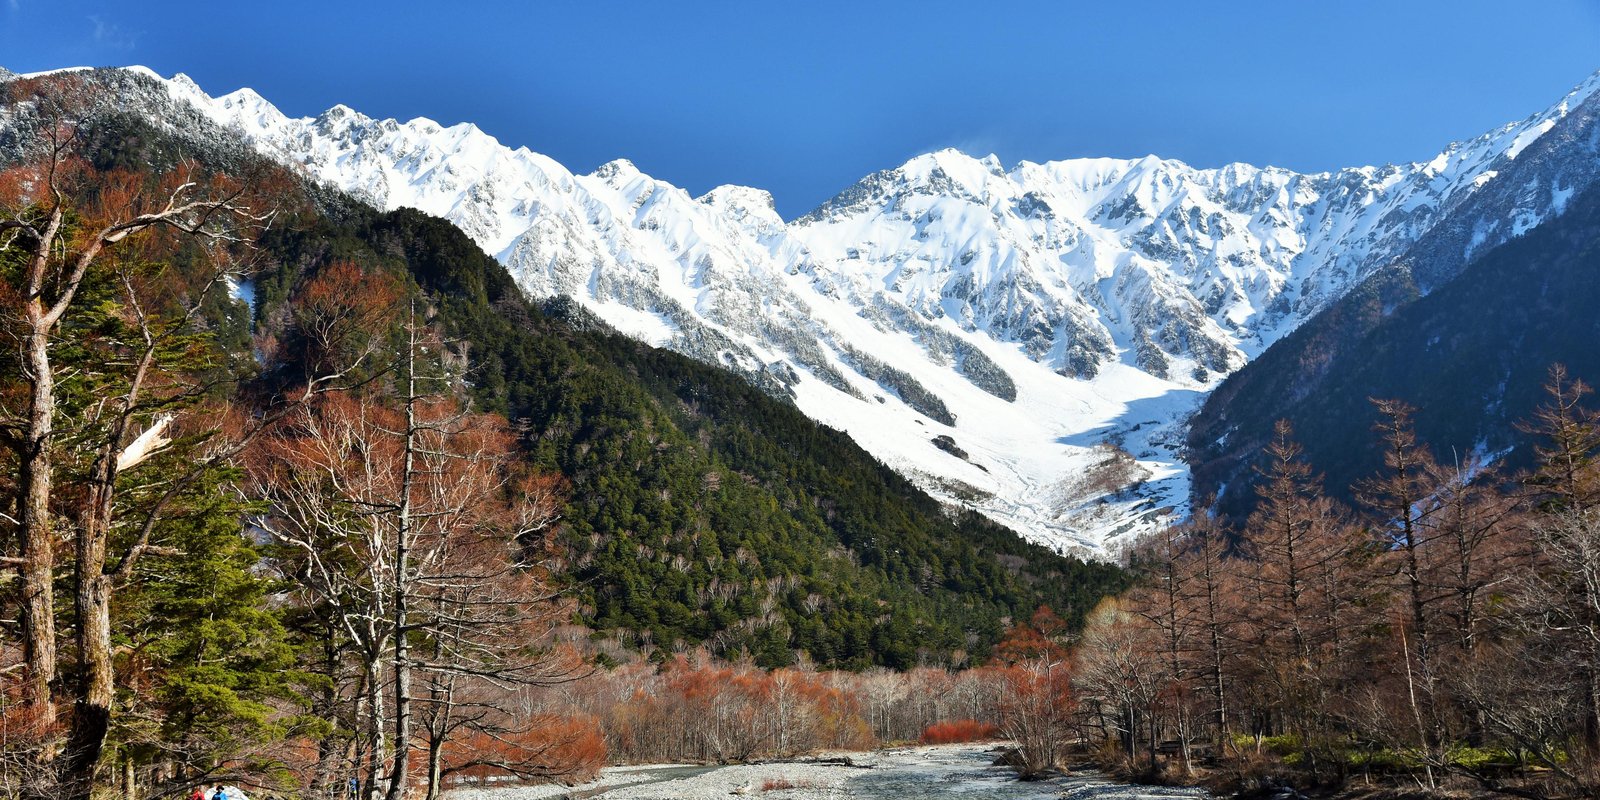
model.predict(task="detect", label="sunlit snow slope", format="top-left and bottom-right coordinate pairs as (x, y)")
top-left (96, 65), bottom-right (1600, 553)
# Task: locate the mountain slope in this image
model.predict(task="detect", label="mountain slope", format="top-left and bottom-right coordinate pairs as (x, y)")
top-left (1189, 78), bottom-right (1600, 515)
top-left (0, 71), bottom-right (1127, 668)
top-left (258, 204), bottom-right (1131, 668)
top-left (1196, 177), bottom-right (1600, 509)
top-left (48, 64), bottom-right (1600, 551)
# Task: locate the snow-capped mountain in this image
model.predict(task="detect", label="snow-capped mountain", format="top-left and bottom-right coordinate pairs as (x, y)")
top-left (20, 65), bottom-right (1599, 553)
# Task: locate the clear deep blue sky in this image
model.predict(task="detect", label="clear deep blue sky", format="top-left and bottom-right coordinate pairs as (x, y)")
top-left (4, 1), bottom-right (1599, 217)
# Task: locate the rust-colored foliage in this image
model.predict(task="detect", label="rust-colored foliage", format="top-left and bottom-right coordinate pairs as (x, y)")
top-left (761, 777), bottom-right (820, 791)
top-left (994, 605), bottom-right (1070, 664)
top-left (288, 260), bottom-right (402, 374)
top-left (918, 720), bottom-right (1000, 744)
top-left (446, 714), bottom-right (606, 786)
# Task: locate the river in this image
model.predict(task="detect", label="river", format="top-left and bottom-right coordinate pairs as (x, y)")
top-left (447, 744), bottom-right (1212, 800)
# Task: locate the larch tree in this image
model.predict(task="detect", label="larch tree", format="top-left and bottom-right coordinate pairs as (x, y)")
top-left (1127, 525), bottom-right (1199, 774)
top-left (1520, 364), bottom-right (1600, 513)
top-left (1356, 400), bottom-right (1445, 754)
top-left (1518, 368), bottom-right (1600, 762)
top-left (1180, 517), bottom-right (1238, 751)
top-left (1238, 420), bottom-right (1364, 772)
top-left (1242, 421), bottom-right (1326, 665)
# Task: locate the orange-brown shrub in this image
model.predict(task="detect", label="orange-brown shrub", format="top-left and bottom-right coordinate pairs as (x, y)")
top-left (919, 719), bottom-right (1000, 744)
top-left (761, 777), bottom-right (818, 791)
top-left (449, 713), bottom-right (607, 786)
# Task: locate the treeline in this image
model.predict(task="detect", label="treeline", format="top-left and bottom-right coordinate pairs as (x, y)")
top-left (543, 647), bottom-right (990, 763)
top-left (1015, 367), bottom-right (1600, 798)
top-left (502, 613), bottom-right (1080, 772)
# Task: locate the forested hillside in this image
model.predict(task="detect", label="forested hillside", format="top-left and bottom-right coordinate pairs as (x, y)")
top-left (252, 203), bottom-right (1126, 669)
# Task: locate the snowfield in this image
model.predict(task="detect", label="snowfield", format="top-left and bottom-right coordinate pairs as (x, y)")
top-left (83, 65), bottom-right (1600, 553)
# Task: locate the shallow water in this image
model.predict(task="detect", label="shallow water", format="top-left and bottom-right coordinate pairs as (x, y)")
top-left (558, 765), bottom-right (725, 799)
top-left (841, 746), bottom-right (1077, 799)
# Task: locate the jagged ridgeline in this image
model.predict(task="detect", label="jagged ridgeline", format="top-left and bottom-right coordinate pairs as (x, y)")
top-left (3, 77), bottom-right (1125, 669)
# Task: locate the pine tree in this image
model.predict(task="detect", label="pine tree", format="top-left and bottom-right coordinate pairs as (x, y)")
top-left (112, 472), bottom-right (303, 796)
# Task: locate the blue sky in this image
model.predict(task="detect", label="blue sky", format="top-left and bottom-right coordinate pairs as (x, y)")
top-left (4, 1), bottom-right (1598, 217)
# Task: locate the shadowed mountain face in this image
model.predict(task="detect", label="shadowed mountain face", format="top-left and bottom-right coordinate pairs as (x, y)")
top-left (1188, 87), bottom-right (1600, 516)
top-left (13, 64), bottom-right (1600, 550)
top-left (1193, 178), bottom-right (1600, 515)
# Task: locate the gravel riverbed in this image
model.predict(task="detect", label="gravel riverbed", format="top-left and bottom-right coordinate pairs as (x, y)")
top-left (447, 744), bottom-right (1212, 800)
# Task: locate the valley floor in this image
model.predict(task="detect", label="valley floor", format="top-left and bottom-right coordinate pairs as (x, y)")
top-left (445, 744), bottom-right (1213, 800)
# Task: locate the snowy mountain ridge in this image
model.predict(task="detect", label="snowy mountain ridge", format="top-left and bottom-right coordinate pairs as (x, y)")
top-left (29, 64), bottom-right (1600, 553)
